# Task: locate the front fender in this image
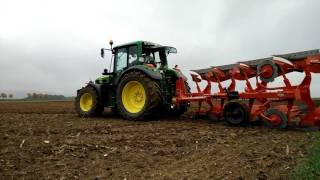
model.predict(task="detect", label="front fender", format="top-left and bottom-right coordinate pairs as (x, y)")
top-left (77, 82), bottom-right (102, 97)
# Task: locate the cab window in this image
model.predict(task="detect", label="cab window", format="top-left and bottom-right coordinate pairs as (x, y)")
top-left (128, 46), bottom-right (138, 66)
top-left (115, 48), bottom-right (128, 71)
top-left (154, 51), bottom-right (161, 65)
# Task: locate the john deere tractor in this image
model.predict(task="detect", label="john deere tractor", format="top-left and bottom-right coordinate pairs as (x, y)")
top-left (75, 40), bottom-right (189, 119)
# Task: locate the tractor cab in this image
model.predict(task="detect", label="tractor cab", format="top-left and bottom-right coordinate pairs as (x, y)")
top-left (97, 40), bottom-right (181, 86)
top-left (101, 41), bottom-right (177, 74)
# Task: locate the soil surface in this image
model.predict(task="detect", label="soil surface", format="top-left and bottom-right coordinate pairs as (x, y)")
top-left (0, 101), bottom-right (315, 179)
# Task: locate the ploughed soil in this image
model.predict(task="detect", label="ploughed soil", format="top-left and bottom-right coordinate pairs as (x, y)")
top-left (0, 101), bottom-right (317, 179)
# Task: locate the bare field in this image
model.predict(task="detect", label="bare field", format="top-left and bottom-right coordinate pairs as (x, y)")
top-left (0, 101), bottom-right (317, 179)
top-left (0, 101), bottom-right (75, 114)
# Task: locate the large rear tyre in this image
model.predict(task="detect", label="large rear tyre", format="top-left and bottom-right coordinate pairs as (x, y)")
top-left (75, 86), bottom-right (104, 117)
top-left (223, 100), bottom-right (250, 125)
top-left (116, 71), bottom-right (162, 120)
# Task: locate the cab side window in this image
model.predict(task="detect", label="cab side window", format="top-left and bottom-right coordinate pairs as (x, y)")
top-left (115, 48), bottom-right (128, 71)
top-left (128, 46), bottom-right (137, 66)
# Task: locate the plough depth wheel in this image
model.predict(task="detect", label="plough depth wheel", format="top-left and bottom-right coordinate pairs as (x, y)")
top-left (262, 108), bottom-right (288, 129)
top-left (223, 100), bottom-right (250, 125)
top-left (257, 60), bottom-right (278, 83)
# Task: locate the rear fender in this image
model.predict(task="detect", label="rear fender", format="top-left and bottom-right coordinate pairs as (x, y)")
top-left (77, 82), bottom-right (102, 97)
top-left (165, 69), bottom-right (187, 81)
top-left (116, 65), bottom-right (163, 84)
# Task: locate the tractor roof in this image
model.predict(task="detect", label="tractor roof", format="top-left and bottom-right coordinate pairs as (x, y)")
top-left (113, 40), bottom-right (163, 49)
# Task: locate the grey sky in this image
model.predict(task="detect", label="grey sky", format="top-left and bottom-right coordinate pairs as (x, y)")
top-left (1, 0), bottom-right (320, 97)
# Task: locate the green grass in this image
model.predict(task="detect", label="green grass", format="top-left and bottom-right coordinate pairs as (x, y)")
top-left (291, 132), bottom-right (320, 180)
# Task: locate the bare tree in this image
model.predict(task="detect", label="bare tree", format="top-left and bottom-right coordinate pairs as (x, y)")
top-left (38, 93), bottom-right (44, 99)
top-left (1, 93), bottom-right (7, 99)
top-left (32, 93), bottom-right (37, 99)
top-left (9, 94), bottom-right (13, 99)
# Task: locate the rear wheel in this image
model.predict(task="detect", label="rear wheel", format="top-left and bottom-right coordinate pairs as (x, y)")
top-left (117, 71), bottom-right (162, 120)
top-left (75, 86), bottom-right (104, 117)
top-left (223, 100), bottom-right (250, 125)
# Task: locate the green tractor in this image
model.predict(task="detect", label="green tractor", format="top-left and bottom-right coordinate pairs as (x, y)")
top-left (75, 40), bottom-right (189, 119)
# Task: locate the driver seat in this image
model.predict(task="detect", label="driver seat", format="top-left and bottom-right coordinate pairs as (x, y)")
top-left (144, 55), bottom-right (157, 68)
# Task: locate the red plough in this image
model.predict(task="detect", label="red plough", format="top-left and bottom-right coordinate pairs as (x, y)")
top-left (175, 49), bottom-right (320, 128)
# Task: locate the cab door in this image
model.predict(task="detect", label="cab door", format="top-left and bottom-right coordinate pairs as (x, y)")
top-left (115, 47), bottom-right (128, 73)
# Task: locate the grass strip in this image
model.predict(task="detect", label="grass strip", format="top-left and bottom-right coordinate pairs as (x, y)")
top-left (291, 132), bottom-right (320, 180)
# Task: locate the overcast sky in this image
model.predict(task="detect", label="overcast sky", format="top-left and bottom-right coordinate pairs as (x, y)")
top-left (1, 0), bottom-right (320, 97)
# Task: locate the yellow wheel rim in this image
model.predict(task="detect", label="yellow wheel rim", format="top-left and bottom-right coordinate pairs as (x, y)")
top-left (80, 93), bottom-right (93, 112)
top-left (122, 81), bottom-right (146, 113)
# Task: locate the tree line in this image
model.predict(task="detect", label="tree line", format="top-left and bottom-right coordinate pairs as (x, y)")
top-left (0, 93), bottom-right (13, 99)
top-left (0, 92), bottom-right (69, 100)
top-left (25, 93), bottom-right (66, 100)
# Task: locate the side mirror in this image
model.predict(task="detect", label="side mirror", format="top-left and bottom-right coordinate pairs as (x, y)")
top-left (100, 48), bottom-right (104, 58)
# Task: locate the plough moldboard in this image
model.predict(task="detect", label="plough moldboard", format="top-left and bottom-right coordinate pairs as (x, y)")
top-left (175, 49), bottom-right (320, 128)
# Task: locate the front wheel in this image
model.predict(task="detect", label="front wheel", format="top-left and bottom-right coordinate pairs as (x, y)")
top-left (75, 86), bottom-right (104, 117)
